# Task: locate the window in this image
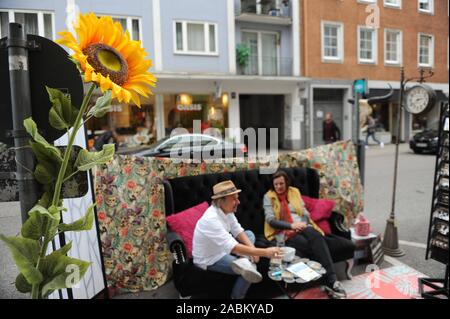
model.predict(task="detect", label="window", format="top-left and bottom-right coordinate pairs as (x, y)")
top-left (384, 0), bottom-right (402, 8)
top-left (99, 16), bottom-right (141, 41)
top-left (418, 33), bottom-right (434, 67)
top-left (321, 21), bottom-right (344, 62)
top-left (358, 26), bottom-right (377, 64)
top-left (0, 10), bottom-right (54, 39)
top-left (357, 0), bottom-right (376, 3)
top-left (385, 29), bottom-right (402, 65)
top-left (418, 0), bottom-right (434, 13)
top-left (241, 30), bottom-right (279, 75)
top-left (174, 21), bottom-right (218, 55)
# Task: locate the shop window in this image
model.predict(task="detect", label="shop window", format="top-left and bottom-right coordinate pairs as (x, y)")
top-left (165, 94), bottom-right (227, 136)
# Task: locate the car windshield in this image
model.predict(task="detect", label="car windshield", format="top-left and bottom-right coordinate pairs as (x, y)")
top-left (151, 134), bottom-right (221, 151)
top-left (143, 136), bottom-right (170, 149)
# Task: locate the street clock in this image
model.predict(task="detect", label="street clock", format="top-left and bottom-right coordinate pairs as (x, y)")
top-left (405, 84), bottom-right (436, 114)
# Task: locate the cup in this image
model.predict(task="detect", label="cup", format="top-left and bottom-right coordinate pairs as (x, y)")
top-left (275, 233), bottom-right (285, 247)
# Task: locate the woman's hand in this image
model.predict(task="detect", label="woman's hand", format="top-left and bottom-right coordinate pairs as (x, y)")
top-left (291, 222), bottom-right (307, 232)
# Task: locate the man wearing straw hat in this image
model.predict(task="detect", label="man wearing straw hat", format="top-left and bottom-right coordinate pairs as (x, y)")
top-left (193, 180), bottom-right (282, 299)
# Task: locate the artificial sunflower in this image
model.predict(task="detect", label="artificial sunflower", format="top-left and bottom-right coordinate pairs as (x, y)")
top-left (56, 12), bottom-right (156, 107)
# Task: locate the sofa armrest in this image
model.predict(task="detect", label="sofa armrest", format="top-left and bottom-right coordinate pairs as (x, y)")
top-left (329, 211), bottom-right (351, 240)
top-left (166, 230), bottom-right (188, 264)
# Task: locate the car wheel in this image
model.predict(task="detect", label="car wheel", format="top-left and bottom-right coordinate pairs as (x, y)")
top-left (413, 149), bottom-right (422, 154)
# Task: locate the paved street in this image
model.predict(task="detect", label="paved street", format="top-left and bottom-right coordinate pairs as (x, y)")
top-left (0, 142), bottom-right (445, 298)
top-left (363, 143), bottom-right (445, 279)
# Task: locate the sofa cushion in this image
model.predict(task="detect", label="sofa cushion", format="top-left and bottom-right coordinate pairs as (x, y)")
top-left (166, 201), bottom-right (209, 258)
top-left (302, 195), bottom-right (335, 235)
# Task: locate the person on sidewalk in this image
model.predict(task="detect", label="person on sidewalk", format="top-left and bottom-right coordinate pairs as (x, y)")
top-left (322, 112), bottom-right (341, 144)
top-left (364, 115), bottom-right (384, 149)
top-left (263, 170), bottom-right (351, 299)
top-left (192, 180), bottom-right (282, 299)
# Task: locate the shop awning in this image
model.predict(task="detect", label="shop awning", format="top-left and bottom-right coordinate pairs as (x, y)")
top-left (152, 73), bottom-right (310, 94)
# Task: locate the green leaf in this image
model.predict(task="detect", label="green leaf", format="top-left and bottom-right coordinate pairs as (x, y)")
top-left (46, 86), bottom-right (79, 130)
top-left (24, 118), bottom-right (62, 162)
top-left (0, 235), bottom-right (43, 285)
top-left (87, 90), bottom-right (112, 118)
top-left (37, 192), bottom-right (52, 209)
top-left (74, 144), bottom-right (115, 171)
top-left (30, 141), bottom-right (62, 167)
top-left (21, 211), bottom-right (46, 240)
top-left (58, 204), bottom-right (94, 232)
top-left (40, 252), bottom-right (91, 297)
top-left (34, 163), bottom-right (56, 185)
top-left (21, 203), bottom-right (58, 241)
top-left (15, 273), bottom-right (32, 293)
top-left (54, 241), bottom-right (73, 256)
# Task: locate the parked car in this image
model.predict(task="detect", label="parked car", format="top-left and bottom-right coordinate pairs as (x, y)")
top-left (409, 129), bottom-right (439, 154)
top-left (129, 133), bottom-right (248, 160)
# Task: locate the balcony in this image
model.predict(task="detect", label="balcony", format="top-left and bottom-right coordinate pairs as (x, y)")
top-left (235, 0), bottom-right (292, 26)
top-left (237, 56), bottom-right (293, 76)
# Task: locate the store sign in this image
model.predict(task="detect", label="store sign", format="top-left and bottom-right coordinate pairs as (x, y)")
top-left (177, 104), bottom-right (202, 111)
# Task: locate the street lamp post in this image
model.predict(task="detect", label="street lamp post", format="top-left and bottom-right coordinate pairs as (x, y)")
top-left (382, 67), bottom-right (434, 256)
top-left (382, 68), bottom-right (406, 257)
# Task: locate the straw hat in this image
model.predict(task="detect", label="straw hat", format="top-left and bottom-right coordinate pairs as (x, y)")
top-left (211, 180), bottom-right (242, 199)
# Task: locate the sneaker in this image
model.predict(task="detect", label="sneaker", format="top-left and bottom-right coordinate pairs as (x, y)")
top-left (324, 281), bottom-right (347, 299)
top-left (231, 258), bottom-right (263, 283)
top-left (380, 142), bottom-right (385, 148)
top-left (365, 145), bottom-right (369, 150)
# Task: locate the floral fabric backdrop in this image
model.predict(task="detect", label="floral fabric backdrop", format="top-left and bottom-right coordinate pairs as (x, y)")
top-left (94, 139), bottom-right (363, 294)
top-left (279, 140), bottom-right (364, 223)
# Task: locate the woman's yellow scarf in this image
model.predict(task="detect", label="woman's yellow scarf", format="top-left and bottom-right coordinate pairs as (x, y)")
top-left (264, 187), bottom-right (324, 241)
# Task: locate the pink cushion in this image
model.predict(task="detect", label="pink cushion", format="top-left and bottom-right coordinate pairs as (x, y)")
top-left (166, 201), bottom-right (209, 258)
top-left (302, 195), bottom-right (335, 235)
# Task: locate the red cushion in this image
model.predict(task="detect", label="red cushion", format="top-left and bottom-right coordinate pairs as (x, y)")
top-left (302, 195), bottom-right (335, 235)
top-left (166, 202), bottom-right (209, 258)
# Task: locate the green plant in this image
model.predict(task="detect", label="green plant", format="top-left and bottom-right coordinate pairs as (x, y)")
top-left (236, 43), bottom-right (251, 67)
top-left (0, 12), bottom-right (155, 299)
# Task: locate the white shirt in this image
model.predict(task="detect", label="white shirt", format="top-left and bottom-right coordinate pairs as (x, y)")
top-left (192, 204), bottom-right (245, 270)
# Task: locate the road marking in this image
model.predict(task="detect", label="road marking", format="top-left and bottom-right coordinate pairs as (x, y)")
top-left (398, 240), bottom-right (427, 249)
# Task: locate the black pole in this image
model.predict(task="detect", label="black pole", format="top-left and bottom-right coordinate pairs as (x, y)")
top-left (7, 23), bottom-right (39, 223)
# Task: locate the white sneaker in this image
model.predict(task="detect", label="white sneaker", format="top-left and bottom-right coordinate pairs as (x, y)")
top-left (231, 258), bottom-right (263, 283)
top-left (380, 142), bottom-right (385, 148)
top-left (365, 145), bottom-right (369, 150)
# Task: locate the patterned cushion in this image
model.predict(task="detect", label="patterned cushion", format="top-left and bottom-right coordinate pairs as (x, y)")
top-left (302, 195), bottom-right (335, 235)
top-left (166, 202), bottom-right (209, 258)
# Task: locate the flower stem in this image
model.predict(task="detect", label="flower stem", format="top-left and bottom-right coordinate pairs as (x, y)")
top-left (31, 83), bottom-right (96, 299)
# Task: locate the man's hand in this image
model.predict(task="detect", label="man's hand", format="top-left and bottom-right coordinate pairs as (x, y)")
top-left (264, 247), bottom-right (283, 259)
top-left (291, 221), bottom-right (307, 232)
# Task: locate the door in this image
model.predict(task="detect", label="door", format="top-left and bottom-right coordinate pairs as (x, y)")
top-left (313, 89), bottom-right (344, 146)
top-left (240, 95), bottom-right (284, 150)
top-left (261, 33), bottom-right (278, 76)
top-left (242, 32), bottom-right (258, 75)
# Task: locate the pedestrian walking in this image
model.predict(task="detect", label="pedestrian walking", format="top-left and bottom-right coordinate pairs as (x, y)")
top-left (363, 115), bottom-right (384, 148)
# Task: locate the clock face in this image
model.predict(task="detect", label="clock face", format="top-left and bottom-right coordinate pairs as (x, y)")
top-left (405, 85), bottom-right (431, 114)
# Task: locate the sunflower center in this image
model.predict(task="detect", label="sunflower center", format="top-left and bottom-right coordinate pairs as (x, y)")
top-left (98, 50), bottom-right (121, 72)
top-left (83, 43), bottom-right (128, 86)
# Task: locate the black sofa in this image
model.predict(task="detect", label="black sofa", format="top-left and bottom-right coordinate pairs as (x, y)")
top-left (163, 167), bottom-right (355, 298)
